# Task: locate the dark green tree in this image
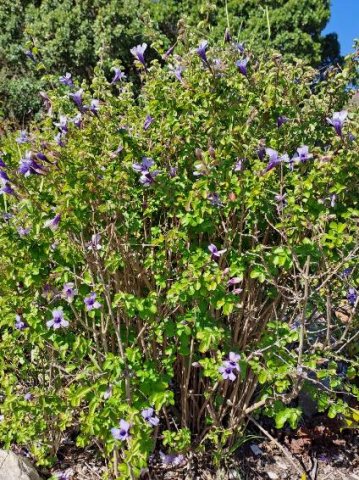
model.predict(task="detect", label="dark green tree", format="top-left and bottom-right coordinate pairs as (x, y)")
top-left (0, 0), bottom-right (341, 124)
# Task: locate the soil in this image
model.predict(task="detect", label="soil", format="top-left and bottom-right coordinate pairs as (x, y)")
top-left (11, 416), bottom-right (359, 480)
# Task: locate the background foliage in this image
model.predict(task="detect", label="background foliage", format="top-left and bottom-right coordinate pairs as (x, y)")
top-left (0, 0), bottom-right (340, 123)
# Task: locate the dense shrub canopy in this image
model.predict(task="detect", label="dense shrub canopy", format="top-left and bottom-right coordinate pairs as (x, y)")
top-left (0, 33), bottom-right (358, 479)
top-left (0, 0), bottom-right (341, 123)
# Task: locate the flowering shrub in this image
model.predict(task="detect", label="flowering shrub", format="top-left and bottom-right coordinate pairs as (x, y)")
top-left (0, 34), bottom-right (358, 479)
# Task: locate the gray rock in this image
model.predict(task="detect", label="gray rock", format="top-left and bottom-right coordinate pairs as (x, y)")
top-left (0, 450), bottom-right (41, 480)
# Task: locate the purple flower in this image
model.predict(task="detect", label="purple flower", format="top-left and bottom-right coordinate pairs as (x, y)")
top-left (54, 115), bottom-right (68, 133)
top-left (25, 50), bottom-right (36, 62)
top-left (257, 146), bottom-right (266, 161)
top-left (170, 65), bottom-right (184, 82)
top-left (130, 43), bottom-right (147, 68)
top-left (234, 158), bottom-right (244, 172)
top-left (342, 267), bottom-right (352, 278)
top-left (55, 132), bottom-right (66, 147)
top-left (327, 110), bottom-right (348, 137)
top-left (227, 277), bottom-right (242, 294)
top-left (348, 288), bottom-right (357, 306)
top-left (44, 213), bottom-right (61, 231)
top-left (84, 292), bottom-right (102, 311)
top-left (69, 89), bottom-right (84, 110)
top-left (15, 314), bottom-right (28, 331)
top-left (139, 171), bottom-right (159, 186)
top-left (132, 157), bottom-right (154, 173)
top-left (111, 67), bottom-right (126, 84)
top-left (208, 193), bottom-right (223, 207)
top-left (264, 148), bottom-right (288, 172)
top-left (54, 472), bottom-right (71, 480)
top-left (0, 156), bottom-right (6, 168)
top-left (169, 166), bottom-right (177, 178)
top-left (111, 419), bottom-right (131, 441)
top-left (0, 170), bottom-right (10, 183)
top-left (159, 451), bottom-right (185, 466)
top-left (46, 308), bottom-right (69, 330)
top-left (235, 58), bottom-right (249, 76)
top-left (219, 365), bottom-right (237, 381)
top-left (36, 152), bottom-right (50, 163)
top-left (141, 408), bottom-right (159, 427)
top-left (62, 283), bottom-right (77, 303)
top-left (24, 393), bottom-right (33, 401)
top-left (234, 42), bottom-right (245, 53)
top-left (277, 116), bottom-right (289, 128)
top-left (208, 244), bottom-right (227, 261)
top-left (133, 158), bottom-right (159, 186)
top-left (16, 130), bottom-right (30, 144)
top-left (196, 41), bottom-right (208, 63)
top-left (275, 193), bottom-right (287, 213)
top-left (292, 145), bottom-right (313, 163)
top-left (19, 151), bottom-right (45, 176)
top-left (87, 233), bottom-right (102, 251)
top-left (59, 72), bottom-right (73, 87)
top-left (90, 99), bottom-right (100, 115)
top-left (72, 113), bottom-right (82, 128)
top-left (143, 115), bottom-right (154, 130)
top-left (219, 352), bottom-right (241, 380)
top-left (17, 227), bottom-right (31, 237)
top-left (0, 183), bottom-right (15, 195)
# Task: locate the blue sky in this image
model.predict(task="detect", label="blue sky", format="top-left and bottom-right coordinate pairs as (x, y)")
top-left (323, 0), bottom-right (359, 55)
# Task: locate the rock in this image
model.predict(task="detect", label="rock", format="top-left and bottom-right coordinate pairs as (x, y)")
top-left (0, 450), bottom-right (41, 480)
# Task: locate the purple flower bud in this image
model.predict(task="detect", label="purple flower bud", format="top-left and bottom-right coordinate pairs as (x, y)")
top-left (348, 288), bottom-right (357, 306)
top-left (327, 110), bottom-right (348, 137)
top-left (44, 213), bottom-right (61, 231)
top-left (208, 193), bottom-right (223, 207)
top-left (196, 41), bottom-right (208, 63)
top-left (169, 166), bottom-right (177, 177)
top-left (224, 28), bottom-right (232, 43)
top-left (55, 132), bottom-right (66, 147)
top-left (111, 419), bottom-right (131, 441)
top-left (69, 89), bottom-right (84, 110)
top-left (130, 43), bottom-right (147, 68)
top-left (59, 72), bottom-right (73, 87)
top-left (277, 116), bottom-right (289, 128)
top-left (143, 115), bottom-right (154, 130)
top-left (235, 58), bottom-right (249, 76)
top-left (163, 44), bottom-right (175, 59)
top-left (234, 42), bottom-right (245, 53)
top-left (103, 386), bottom-right (112, 400)
top-left (24, 392), bottom-right (33, 401)
top-left (208, 244), bottom-right (227, 261)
